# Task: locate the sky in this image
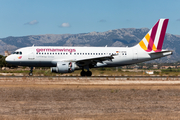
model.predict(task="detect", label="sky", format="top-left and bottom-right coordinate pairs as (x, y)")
top-left (0, 0), bottom-right (180, 38)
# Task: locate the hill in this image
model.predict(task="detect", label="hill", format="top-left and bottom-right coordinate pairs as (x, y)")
top-left (1, 28), bottom-right (179, 62)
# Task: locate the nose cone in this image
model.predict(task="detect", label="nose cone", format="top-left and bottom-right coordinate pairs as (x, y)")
top-left (5, 55), bottom-right (12, 63)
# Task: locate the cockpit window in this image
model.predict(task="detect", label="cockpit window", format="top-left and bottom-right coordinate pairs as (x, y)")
top-left (13, 51), bottom-right (22, 55)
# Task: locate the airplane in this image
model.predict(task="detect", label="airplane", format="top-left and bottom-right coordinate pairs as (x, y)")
top-left (5, 19), bottom-right (172, 76)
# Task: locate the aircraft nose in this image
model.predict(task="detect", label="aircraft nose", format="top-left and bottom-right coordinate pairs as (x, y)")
top-left (5, 56), bottom-right (12, 63)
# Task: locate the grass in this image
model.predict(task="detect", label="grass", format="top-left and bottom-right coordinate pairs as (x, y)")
top-left (0, 67), bottom-right (180, 76)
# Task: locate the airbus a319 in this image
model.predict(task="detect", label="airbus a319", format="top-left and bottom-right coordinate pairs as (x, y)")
top-left (5, 19), bottom-right (172, 76)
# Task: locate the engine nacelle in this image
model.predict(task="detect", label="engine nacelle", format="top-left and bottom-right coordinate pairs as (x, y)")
top-left (51, 62), bottom-right (75, 73)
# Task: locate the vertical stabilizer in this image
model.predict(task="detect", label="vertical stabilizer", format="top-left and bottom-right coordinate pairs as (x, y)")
top-left (137, 19), bottom-right (169, 52)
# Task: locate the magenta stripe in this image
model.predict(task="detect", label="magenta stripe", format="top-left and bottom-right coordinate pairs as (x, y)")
top-left (147, 20), bottom-right (159, 51)
top-left (156, 19), bottom-right (169, 51)
top-left (146, 49), bottom-right (152, 52)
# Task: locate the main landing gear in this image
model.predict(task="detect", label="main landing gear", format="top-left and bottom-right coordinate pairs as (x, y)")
top-left (80, 67), bottom-right (92, 77)
top-left (29, 67), bottom-right (33, 76)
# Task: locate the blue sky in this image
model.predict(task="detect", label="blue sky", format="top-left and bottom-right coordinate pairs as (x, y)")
top-left (0, 0), bottom-right (180, 38)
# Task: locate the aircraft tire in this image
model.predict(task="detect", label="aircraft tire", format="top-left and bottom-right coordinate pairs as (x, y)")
top-left (80, 71), bottom-right (86, 76)
top-left (29, 72), bottom-right (33, 76)
top-left (86, 71), bottom-right (92, 76)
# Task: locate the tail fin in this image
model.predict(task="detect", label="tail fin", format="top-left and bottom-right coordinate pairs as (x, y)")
top-left (138, 19), bottom-right (169, 52)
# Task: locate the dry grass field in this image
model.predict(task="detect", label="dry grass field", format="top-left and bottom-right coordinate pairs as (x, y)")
top-left (0, 77), bottom-right (179, 120)
top-left (1, 68), bottom-right (178, 77)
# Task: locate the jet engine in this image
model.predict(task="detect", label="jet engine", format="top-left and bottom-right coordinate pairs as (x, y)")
top-left (51, 62), bottom-right (75, 73)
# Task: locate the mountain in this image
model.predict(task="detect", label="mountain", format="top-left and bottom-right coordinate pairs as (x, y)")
top-left (0, 28), bottom-right (179, 62)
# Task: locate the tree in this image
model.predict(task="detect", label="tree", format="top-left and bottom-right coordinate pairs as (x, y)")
top-left (0, 55), bottom-right (17, 68)
top-left (0, 55), bottom-right (6, 67)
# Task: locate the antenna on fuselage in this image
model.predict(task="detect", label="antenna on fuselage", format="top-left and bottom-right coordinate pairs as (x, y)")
top-left (105, 45), bottom-right (107, 47)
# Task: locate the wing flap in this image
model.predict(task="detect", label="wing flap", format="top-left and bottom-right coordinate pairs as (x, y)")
top-left (74, 55), bottom-right (114, 62)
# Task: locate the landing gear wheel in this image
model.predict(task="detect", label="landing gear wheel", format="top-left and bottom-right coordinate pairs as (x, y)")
top-left (80, 71), bottom-right (86, 76)
top-left (86, 71), bottom-right (92, 76)
top-left (29, 72), bottom-right (33, 76)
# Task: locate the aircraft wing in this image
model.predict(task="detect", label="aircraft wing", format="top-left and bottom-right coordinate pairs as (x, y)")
top-left (71, 54), bottom-right (116, 67)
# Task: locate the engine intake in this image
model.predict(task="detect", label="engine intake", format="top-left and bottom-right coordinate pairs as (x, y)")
top-left (51, 62), bottom-right (75, 73)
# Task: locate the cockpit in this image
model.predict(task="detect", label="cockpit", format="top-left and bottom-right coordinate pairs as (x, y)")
top-left (12, 51), bottom-right (22, 55)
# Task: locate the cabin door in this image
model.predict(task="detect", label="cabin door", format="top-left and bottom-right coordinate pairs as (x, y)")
top-left (133, 49), bottom-right (138, 60)
top-left (28, 48), bottom-right (35, 60)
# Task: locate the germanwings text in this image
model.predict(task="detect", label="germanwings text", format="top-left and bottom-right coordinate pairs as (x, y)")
top-left (36, 48), bottom-right (76, 53)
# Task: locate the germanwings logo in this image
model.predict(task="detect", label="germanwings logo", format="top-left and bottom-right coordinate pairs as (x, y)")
top-left (18, 56), bottom-right (22, 59)
top-left (36, 48), bottom-right (76, 53)
top-left (139, 19), bottom-right (169, 52)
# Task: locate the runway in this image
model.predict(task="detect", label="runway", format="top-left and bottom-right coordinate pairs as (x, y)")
top-left (0, 76), bottom-right (179, 85)
top-left (0, 75), bottom-right (180, 79)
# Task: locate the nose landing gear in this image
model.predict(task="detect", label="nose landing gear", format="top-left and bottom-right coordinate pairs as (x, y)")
top-left (29, 67), bottom-right (33, 76)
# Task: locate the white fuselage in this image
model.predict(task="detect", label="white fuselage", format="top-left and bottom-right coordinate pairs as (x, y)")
top-left (5, 46), bottom-right (172, 68)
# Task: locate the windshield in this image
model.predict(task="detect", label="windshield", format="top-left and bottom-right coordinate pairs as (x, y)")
top-left (13, 51), bottom-right (22, 55)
